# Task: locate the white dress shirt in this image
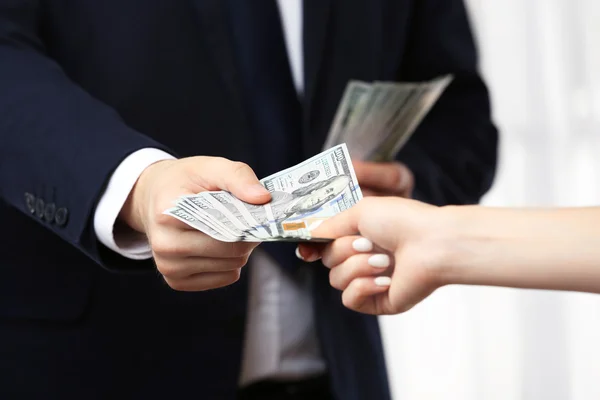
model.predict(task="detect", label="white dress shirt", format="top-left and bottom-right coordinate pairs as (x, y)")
top-left (93, 0), bottom-right (326, 386)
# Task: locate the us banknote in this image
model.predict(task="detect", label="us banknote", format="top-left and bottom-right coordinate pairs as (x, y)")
top-left (164, 144), bottom-right (362, 243)
top-left (324, 75), bottom-right (453, 161)
top-left (260, 143), bottom-right (362, 239)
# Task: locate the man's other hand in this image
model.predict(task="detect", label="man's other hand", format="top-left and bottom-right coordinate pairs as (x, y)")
top-left (352, 160), bottom-right (414, 198)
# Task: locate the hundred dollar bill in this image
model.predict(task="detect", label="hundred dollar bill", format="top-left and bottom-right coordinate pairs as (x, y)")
top-left (362, 84), bottom-right (416, 147)
top-left (260, 143), bottom-right (362, 239)
top-left (368, 75), bottom-right (453, 161)
top-left (176, 200), bottom-right (248, 241)
top-left (163, 206), bottom-right (240, 242)
top-left (177, 195), bottom-right (255, 239)
top-left (352, 85), bottom-right (423, 160)
top-left (198, 190), bottom-right (276, 238)
top-left (348, 83), bottom-right (416, 160)
top-left (163, 144), bottom-right (363, 242)
top-left (323, 81), bottom-right (370, 150)
top-left (200, 191), bottom-right (271, 239)
top-left (322, 75), bottom-right (453, 162)
top-left (355, 82), bottom-right (404, 141)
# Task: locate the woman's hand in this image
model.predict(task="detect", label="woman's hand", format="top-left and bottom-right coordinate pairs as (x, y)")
top-left (298, 197), bottom-right (454, 315)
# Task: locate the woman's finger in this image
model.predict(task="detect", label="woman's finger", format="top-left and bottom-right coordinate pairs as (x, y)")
top-left (341, 276), bottom-right (392, 314)
top-left (329, 253), bottom-right (393, 290)
top-left (320, 236), bottom-right (369, 268)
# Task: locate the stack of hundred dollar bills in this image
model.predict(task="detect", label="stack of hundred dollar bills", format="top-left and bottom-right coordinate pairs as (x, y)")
top-left (165, 144), bottom-right (361, 242)
top-left (166, 76), bottom-right (452, 242)
top-left (323, 75), bottom-right (453, 161)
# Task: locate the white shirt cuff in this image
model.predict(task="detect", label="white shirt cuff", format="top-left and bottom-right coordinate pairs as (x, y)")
top-left (94, 148), bottom-right (176, 260)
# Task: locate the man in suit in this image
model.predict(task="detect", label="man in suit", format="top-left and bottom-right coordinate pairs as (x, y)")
top-left (0, 0), bottom-right (497, 399)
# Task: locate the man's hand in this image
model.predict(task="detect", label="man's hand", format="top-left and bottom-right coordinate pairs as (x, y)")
top-left (119, 157), bottom-right (271, 291)
top-left (352, 160), bottom-right (414, 198)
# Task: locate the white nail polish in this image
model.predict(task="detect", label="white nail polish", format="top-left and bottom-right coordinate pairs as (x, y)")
top-left (295, 247), bottom-right (304, 260)
top-left (352, 237), bottom-right (373, 252)
top-left (368, 254), bottom-right (390, 268)
top-left (374, 276), bottom-right (392, 287)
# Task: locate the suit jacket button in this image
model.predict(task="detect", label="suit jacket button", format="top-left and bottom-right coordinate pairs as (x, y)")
top-left (24, 193), bottom-right (36, 214)
top-left (35, 198), bottom-right (45, 219)
top-left (44, 202), bottom-right (56, 223)
top-left (55, 207), bottom-right (69, 227)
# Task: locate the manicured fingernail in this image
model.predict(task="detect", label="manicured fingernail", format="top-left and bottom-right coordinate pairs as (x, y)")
top-left (352, 237), bottom-right (373, 252)
top-left (368, 254), bottom-right (390, 268)
top-left (295, 247), bottom-right (305, 260)
top-left (296, 246), bottom-right (319, 262)
top-left (374, 276), bottom-right (392, 287)
top-left (248, 184), bottom-right (270, 197)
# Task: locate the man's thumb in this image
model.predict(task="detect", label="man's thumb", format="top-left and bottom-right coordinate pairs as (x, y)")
top-left (199, 158), bottom-right (271, 204)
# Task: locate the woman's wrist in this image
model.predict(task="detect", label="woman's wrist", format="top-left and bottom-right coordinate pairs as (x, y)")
top-left (433, 205), bottom-right (502, 287)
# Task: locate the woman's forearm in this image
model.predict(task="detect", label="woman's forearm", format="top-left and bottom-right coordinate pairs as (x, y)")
top-left (441, 206), bottom-right (600, 293)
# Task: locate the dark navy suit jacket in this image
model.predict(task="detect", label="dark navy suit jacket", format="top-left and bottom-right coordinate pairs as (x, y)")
top-left (0, 1), bottom-right (497, 399)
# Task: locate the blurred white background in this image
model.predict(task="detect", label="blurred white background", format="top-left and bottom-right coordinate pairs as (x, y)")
top-left (380, 0), bottom-right (600, 399)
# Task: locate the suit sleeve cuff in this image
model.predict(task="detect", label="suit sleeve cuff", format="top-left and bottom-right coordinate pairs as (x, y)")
top-left (93, 148), bottom-right (176, 260)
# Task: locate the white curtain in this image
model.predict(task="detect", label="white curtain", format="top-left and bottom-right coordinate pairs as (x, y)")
top-left (381, 1), bottom-right (600, 399)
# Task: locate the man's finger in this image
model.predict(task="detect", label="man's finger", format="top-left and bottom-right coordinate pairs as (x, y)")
top-left (396, 165), bottom-right (414, 198)
top-left (163, 270), bottom-right (241, 292)
top-left (191, 157), bottom-right (272, 204)
top-left (155, 255), bottom-right (250, 279)
top-left (353, 161), bottom-right (413, 194)
top-left (296, 243), bottom-right (326, 262)
top-left (361, 188), bottom-right (379, 197)
top-left (365, 187), bottom-right (412, 199)
top-left (151, 228), bottom-right (258, 259)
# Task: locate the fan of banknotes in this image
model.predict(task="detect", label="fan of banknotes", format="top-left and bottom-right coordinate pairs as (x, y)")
top-left (165, 76), bottom-right (452, 242)
top-left (165, 144), bottom-right (361, 243)
top-left (323, 75), bottom-right (453, 161)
